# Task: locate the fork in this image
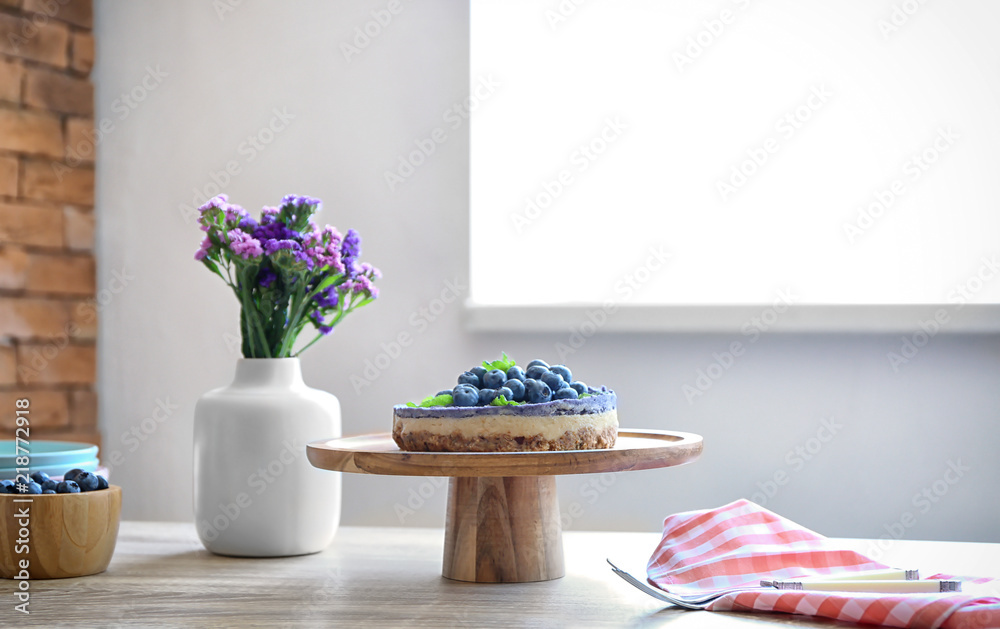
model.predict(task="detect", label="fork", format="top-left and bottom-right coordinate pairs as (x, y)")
top-left (606, 560), bottom-right (757, 610)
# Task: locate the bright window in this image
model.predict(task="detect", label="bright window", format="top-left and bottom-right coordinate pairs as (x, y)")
top-left (469, 0), bottom-right (1000, 329)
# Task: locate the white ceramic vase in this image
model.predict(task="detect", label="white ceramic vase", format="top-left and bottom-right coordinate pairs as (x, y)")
top-left (193, 358), bottom-right (341, 557)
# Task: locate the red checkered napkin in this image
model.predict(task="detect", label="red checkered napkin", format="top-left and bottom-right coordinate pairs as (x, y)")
top-left (646, 500), bottom-right (1000, 628)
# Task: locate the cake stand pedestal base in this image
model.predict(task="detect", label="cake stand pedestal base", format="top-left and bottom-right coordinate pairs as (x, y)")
top-left (306, 429), bottom-right (703, 584)
top-left (443, 476), bottom-right (564, 583)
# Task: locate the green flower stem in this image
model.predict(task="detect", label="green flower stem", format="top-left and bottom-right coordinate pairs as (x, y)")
top-left (329, 292), bottom-right (349, 325)
top-left (238, 267), bottom-right (271, 358)
top-left (277, 280), bottom-right (310, 357)
top-left (226, 279), bottom-right (257, 357)
top-left (292, 332), bottom-right (325, 356)
top-left (281, 277), bottom-right (316, 356)
top-left (292, 290), bottom-right (353, 357)
top-left (224, 262), bottom-right (236, 289)
top-left (233, 286), bottom-right (253, 356)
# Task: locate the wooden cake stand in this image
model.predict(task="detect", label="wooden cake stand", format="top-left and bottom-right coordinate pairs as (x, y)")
top-left (307, 429), bottom-right (702, 583)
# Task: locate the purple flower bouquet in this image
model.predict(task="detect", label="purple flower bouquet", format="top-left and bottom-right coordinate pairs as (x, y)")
top-left (194, 194), bottom-right (381, 358)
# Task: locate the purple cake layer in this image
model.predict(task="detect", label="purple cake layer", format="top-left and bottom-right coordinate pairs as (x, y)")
top-left (394, 388), bottom-right (615, 419)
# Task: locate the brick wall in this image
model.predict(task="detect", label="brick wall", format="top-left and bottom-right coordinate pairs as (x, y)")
top-left (0, 0), bottom-right (99, 447)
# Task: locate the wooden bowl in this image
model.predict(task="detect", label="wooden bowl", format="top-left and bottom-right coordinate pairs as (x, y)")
top-left (0, 485), bottom-right (122, 579)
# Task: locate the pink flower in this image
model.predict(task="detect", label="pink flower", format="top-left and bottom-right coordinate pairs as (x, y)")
top-left (302, 226), bottom-right (346, 272)
top-left (227, 229), bottom-right (263, 260)
top-left (194, 236), bottom-right (213, 260)
top-left (197, 194), bottom-right (229, 213)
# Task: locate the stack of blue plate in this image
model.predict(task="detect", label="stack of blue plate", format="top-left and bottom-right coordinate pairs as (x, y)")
top-left (0, 440), bottom-right (100, 480)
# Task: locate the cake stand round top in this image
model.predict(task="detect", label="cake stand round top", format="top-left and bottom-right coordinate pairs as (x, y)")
top-left (306, 429), bottom-right (702, 477)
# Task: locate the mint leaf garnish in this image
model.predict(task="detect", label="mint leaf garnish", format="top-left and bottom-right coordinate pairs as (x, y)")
top-left (482, 351), bottom-right (516, 373)
top-left (490, 394), bottom-right (522, 406)
top-left (404, 393), bottom-right (454, 407)
top-left (418, 393), bottom-right (453, 407)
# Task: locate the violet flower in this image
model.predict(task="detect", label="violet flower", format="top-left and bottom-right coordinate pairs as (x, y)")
top-left (282, 194), bottom-right (322, 208)
top-left (263, 238), bottom-right (300, 256)
top-left (258, 267), bottom-right (277, 288)
top-left (314, 286), bottom-right (338, 309)
top-left (260, 207), bottom-right (279, 225)
top-left (309, 311), bottom-right (333, 335)
top-left (254, 221), bottom-right (299, 243)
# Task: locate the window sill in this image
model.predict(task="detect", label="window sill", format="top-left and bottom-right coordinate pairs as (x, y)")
top-left (464, 303), bottom-right (1000, 334)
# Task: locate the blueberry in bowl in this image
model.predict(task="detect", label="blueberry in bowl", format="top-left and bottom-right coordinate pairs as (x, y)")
top-left (0, 470), bottom-right (121, 579)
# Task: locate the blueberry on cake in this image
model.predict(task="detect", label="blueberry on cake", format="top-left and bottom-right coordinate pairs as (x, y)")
top-left (392, 354), bottom-right (617, 452)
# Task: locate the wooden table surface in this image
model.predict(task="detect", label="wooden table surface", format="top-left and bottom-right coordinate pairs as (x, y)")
top-left (2, 522), bottom-right (997, 628)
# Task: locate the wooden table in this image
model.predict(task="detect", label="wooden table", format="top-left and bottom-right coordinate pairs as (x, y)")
top-left (2, 522), bottom-right (997, 628)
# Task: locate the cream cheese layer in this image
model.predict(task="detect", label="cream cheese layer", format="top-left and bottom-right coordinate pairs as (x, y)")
top-left (394, 410), bottom-right (618, 441)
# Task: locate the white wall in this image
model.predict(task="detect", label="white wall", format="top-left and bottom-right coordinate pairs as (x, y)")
top-left (94, 0), bottom-right (1000, 542)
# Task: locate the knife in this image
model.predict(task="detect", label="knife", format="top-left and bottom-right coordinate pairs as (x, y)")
top-left (760, 579), bottom-right (961, 593)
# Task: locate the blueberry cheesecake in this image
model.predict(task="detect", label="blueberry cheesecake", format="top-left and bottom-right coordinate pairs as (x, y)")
top-left (392, 354), bottom-right (617, 452)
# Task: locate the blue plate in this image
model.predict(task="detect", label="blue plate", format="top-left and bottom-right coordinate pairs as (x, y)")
top-left (0, 440), bottom-right (99, 479)
top-left (0, 462), bottom-right (101, 480)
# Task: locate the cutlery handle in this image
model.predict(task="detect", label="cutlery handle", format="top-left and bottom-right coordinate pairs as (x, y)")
top-left (801, 568), bottom-right (919, 582)
top-left (764, 579), bottom-right (961, 593)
